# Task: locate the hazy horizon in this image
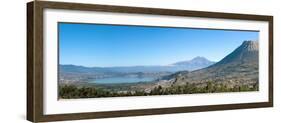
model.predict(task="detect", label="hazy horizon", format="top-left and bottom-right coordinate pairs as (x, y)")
top-left (59, 23), bottom-right (259, 67)
top-left (59, 56), bottom-right (216, 68)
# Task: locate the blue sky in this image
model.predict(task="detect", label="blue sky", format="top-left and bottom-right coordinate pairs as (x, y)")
top-left (59, 23), bottom-right (258, 67)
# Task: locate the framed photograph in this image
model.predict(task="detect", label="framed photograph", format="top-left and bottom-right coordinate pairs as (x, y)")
top-left (27, 1), bottom-right (273, 122)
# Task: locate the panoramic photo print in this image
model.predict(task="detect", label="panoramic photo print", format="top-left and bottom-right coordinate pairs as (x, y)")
top-left (58, 23), bottom-right (259, 99)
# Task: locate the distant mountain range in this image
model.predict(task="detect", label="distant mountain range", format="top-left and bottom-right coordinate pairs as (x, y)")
top-left (60, 56), bottom-right (216, 74)
top-left (159, 40), bottom-right (259, 87)
top-left (172, 56), bottom-right (216, 69)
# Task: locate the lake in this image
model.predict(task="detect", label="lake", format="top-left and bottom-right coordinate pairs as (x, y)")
top-left (90, 76), bottom-right (156, 84)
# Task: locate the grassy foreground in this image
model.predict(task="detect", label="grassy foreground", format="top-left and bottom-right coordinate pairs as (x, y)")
top-left (59, 82), bottom-right (258, 99)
